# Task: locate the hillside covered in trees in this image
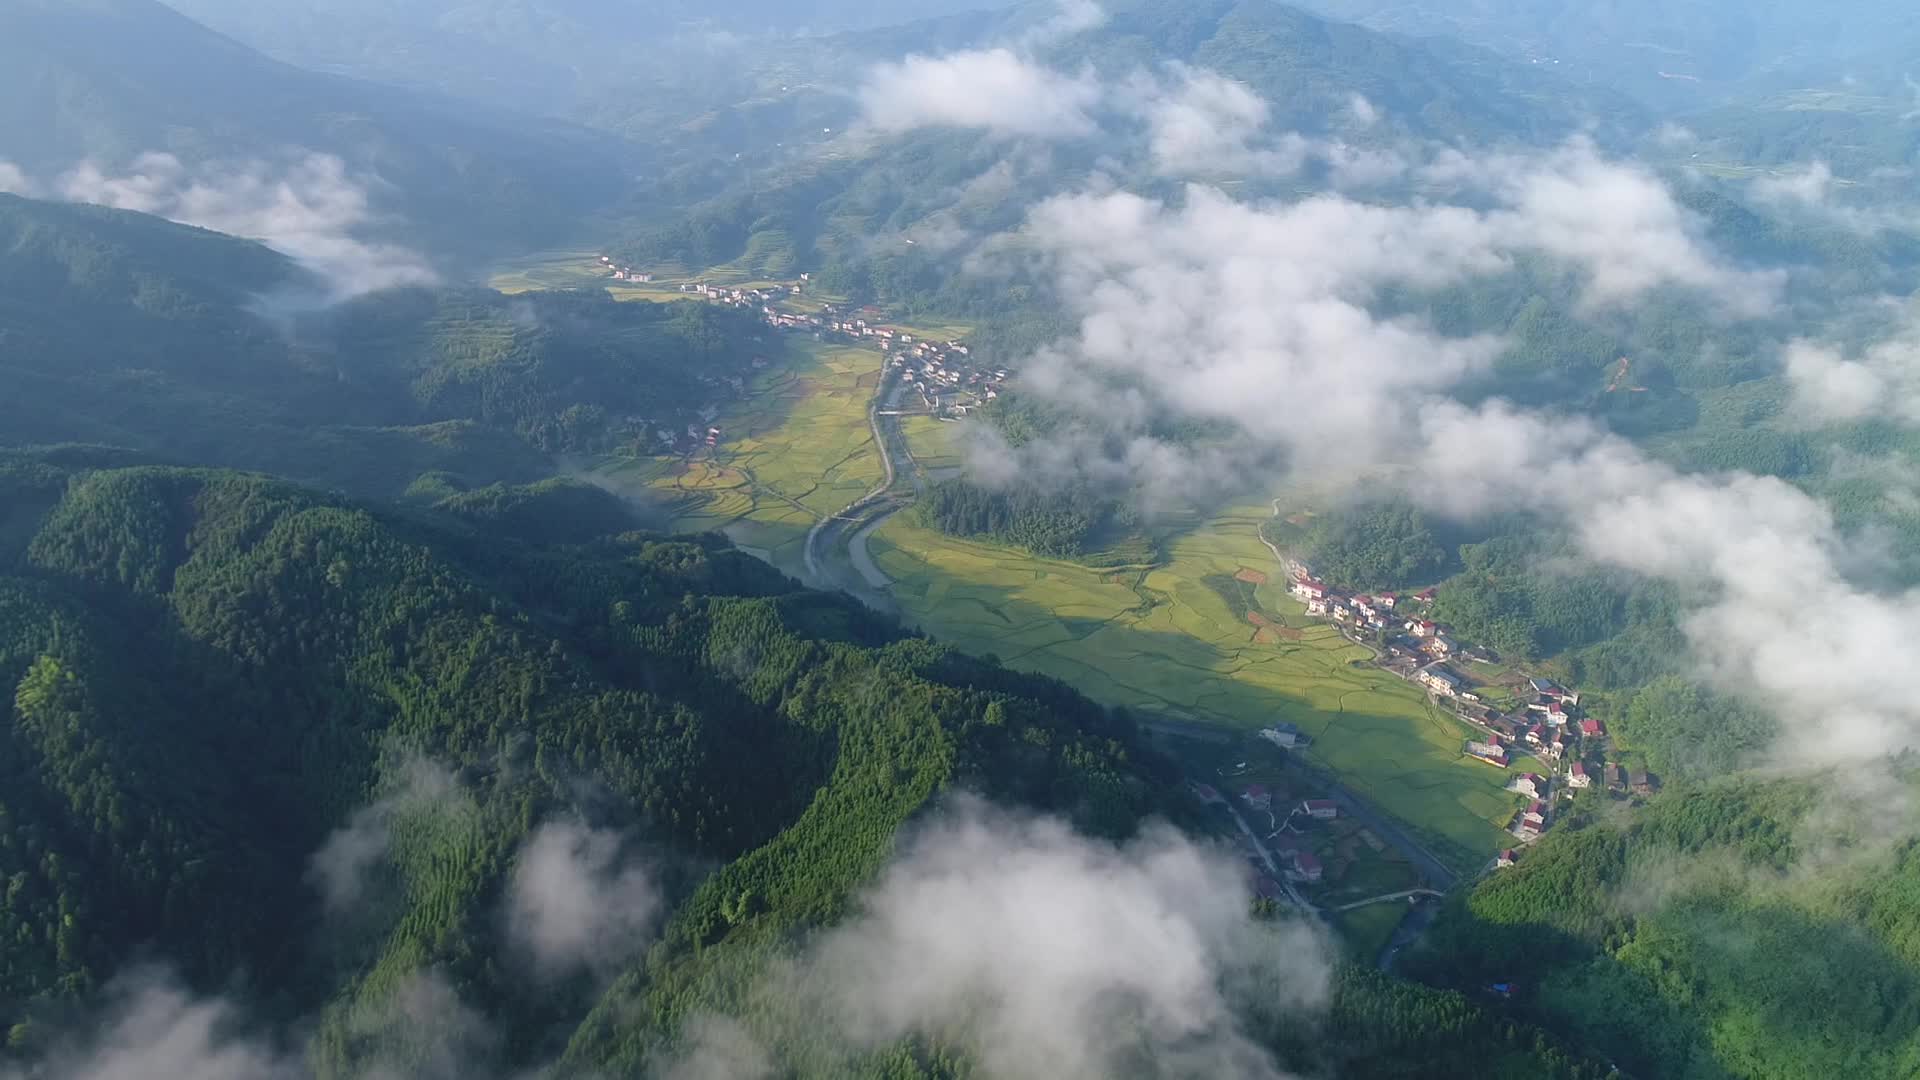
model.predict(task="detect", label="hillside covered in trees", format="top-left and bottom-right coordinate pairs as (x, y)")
top-left (0, 451), bottom-right (1615, 1077)
top-left (1407, 776), bottom-right (1920, 1079)
top-left (0, 194), bottom-right (762, 497)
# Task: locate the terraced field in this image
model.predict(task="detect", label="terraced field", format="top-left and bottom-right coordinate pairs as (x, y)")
top-left (868, 506), bottom-right (1526, 865)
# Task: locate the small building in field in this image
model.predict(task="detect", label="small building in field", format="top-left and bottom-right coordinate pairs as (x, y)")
top-left (1466, 741), bottom-right (1509, 768)
top-left (1289, 851), bottom-right (1324, 884)
top-left (1302, 799), bottom-right (1338, 821)
top-left (1259, 724), bottom-right (1308, 750)
top-left (1497, 849), bottom-right (1518, 868)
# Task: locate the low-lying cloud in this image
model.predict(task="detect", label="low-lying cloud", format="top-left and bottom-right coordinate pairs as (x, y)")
top-left (505, 820), bottom-right (661, 980)
top-left (876, 64), bottom-right (1920, 769)
top-left (6, 151), bottom-right (437, 299)
top-left (658, 798), bottom-right (1330, 1079)
top-left (308, 759), bottom-right (461, 913)
top-left (1783, 312), bottom-right (1920, 424)
top-left (858, 49), bottom-right (1103, 138)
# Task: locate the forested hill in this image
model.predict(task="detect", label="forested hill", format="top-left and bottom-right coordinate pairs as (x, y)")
top-left (0, 455), bottom-right (1609, 1077)
top-left (0, 193), bottom-right (762, 497)
top-left (1406, 776), bottom-right (1920, 1078)
top-left (0, 0), bottom-right (626, 251)
top-left (0, 456), bottom-right (1159, 1064)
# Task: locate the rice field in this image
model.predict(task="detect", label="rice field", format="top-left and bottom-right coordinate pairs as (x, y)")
top-left (596, 339), bottom-right (884, 579)
top-left (869, 502), bottom-right (1525, 864)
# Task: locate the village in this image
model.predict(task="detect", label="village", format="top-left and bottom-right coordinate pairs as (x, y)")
top-left (605, 257), bottom-right (1005, 408)
top-left (1283, 568), bottom-right (1656, 862)
top-left (594, 257), bottom-right (1007, 455)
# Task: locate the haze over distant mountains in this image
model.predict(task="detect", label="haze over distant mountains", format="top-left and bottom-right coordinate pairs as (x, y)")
top-left (0, 0), bottom-right (629, 253)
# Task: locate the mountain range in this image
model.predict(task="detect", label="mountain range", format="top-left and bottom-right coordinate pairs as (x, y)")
top-left (0, 0), bottom-right (629, 253)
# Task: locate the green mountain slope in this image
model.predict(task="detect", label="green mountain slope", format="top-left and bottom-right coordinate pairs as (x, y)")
top-left (0, 454), bottom-right (1612, 1078)
top-left (0, 0), bottom-right (627, 252)
top-left (0, 194), bottom-right (760, 496)
top-left (1408, 777), bottom-right (1920, 1079)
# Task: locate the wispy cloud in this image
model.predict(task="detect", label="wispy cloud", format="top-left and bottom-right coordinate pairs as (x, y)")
top-left (39, 151), bottom-right (437, 299)
top-left (656, 797), bottom-right (1330, 1079)
top-left (505, 820), bottom-right (661, 981)
top-left (857, 49), bottom-right (1104, 138)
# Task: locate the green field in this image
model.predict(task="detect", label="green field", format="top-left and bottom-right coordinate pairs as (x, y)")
top-left (596, 339), bottom-right (884, 578)
top-left (869, 506), bottom-right (1525, 866)
top-left (900, 415), bottom-right (969, 476)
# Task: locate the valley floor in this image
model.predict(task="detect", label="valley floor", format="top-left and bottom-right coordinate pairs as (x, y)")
top-left (491, 253), bottom-right (1532, 876)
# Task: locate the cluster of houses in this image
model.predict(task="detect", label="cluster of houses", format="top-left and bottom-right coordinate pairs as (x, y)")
top-left (1280, 566), bottom-right (1667, 848)
top-left (889, 346), bottom-right (1006, 415)
top-left (598, 256), bottom-right (655, 283)
top-left (656, 271), bottom-right (1002, 417)
top-left (1254, 791), bottom-right (1338, 885)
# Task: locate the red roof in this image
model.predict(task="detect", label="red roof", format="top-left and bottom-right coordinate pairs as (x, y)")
top-left (1501, 849), bottom-right (1518, 861)
top-left (1304, 799), bottom-right (1337, 810)
top-left (1579, 719), bottom-right (1603, 736)
top-left (1245, 784), bottom-right (1269, 797)
top-left (1528, 800), bottom-right (1546, 814)
top-left (1570, 762), bottom-right (1587, 776)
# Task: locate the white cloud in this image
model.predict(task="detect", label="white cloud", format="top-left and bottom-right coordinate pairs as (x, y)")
top-left (1475, 140), bottom-right (1782, 316)
top-left (660, 799), bottom-right (1330, 1079)
top-left (991, 141), bottom-right (1766, 490)
top-left (53, 151), bottom-right (438, 298)
top-left (1022, 0), bottom-right (1107, 44)
top-left (308, 759), bottom-right (460, 913)
top-left (857, 49), bottom-right (1103, 138)
top-left (1782, 308), bottom-right (1920, 425)
top-left (505, 821), bottom-right (661, 980)
top-left (0, 969), bottom-right (300, 1080)
top-left (1136, 66), bottom-right (1283, 177)
top-left (0, 160), bottom-right (37, 197)
top-left (1752, 161), bottom-right (1835, 206)
top-left (1410, 399), bottom-right (1920, 766)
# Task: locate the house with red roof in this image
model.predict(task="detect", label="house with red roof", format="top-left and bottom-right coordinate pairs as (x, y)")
top-left (1579, 718), bottom-right (1605, 738)
top-left (1302, 799), bottom-right (1338, 821)
top-left (1497, 849), bottom-right (1518, 868)
top-left (1568, 761), bottom-right (1591, 789)
top-left (1514, 773), bottom-right (1547, 799)
top-left (1242, 784), bottom-right (1274, 812)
